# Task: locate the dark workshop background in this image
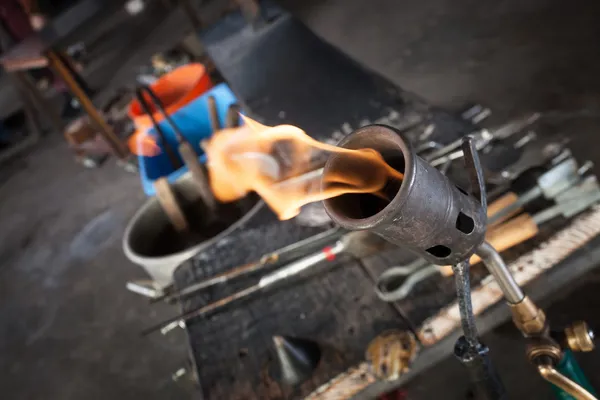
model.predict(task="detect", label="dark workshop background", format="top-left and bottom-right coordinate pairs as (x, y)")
top-left (2, 0), bottom-right (600, 399)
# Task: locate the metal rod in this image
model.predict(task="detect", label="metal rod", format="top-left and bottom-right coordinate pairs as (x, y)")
top-left (151, 227), bottom-right (343, 303)
top-left (476, 241), bottom-right (525, 304)
top-left (451, 260), bottom-right (479, 347)
top-left (141, 240), bottom-right (347, 336)
top-left (538, 364), bottom-right (597, 400)
top-left (134, 88), bottom-right (182, 169)
top-left (137, 86), bottom-right (187, 142)
top-left (138, 86), bottom-right (217, 211)
top-left (462, 136), bottom-right (487, 212)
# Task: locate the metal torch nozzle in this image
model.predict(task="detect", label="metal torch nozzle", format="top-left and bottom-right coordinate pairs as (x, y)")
top-left (323, 124), bottom-right (487, 266)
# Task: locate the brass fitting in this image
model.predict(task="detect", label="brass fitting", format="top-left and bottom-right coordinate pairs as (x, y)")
top-left (565, 321), bottom-right (595, 352)
top-left (509, 296), bottom-right (546, 336)
top-left (526, 337), bottom-right (562, 363)
top-left (527, 338), bottom-right (598, 400)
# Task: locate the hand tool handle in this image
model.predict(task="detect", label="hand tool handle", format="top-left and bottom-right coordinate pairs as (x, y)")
top-left (207, 96), bottom-right (221, 132)
top-left (153, 177), bottom-right (189, 232)
top-left (178, 141), bottom-right (217, 213)
top-left (487, 192), bottom-right (521, 226)
top-left (469, 214), bottom-right (539, 265)
top-left (225, 104), bottom-right (241, 128)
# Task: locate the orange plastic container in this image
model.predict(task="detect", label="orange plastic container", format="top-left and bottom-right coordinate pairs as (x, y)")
top-left (128, 63), bottom-right (213, 130)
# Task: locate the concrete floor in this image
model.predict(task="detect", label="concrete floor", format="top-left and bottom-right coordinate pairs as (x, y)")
top-left (0, 135), bottom-right (195, 399)
top-left (2, 0), bottom-right (600, 398)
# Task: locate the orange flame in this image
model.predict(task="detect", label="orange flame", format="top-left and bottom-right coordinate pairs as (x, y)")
top-left (128, 130), bottom-right (161, 157)
top-left (204, 116), bottom-right (403, 220)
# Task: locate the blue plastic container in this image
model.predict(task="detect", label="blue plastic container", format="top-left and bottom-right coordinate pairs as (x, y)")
top-left (138, 83), bottom-right (239, 196)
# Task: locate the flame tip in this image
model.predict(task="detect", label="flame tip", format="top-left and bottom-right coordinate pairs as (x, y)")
top-left (205, 115), bottom-right (402, 220)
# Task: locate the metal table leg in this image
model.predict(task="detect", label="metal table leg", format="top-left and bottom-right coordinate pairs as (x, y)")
top-left (45, 49), bottom-right (129, 159)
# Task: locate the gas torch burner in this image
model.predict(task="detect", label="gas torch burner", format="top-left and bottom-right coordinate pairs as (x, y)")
top-left (323, 125), bottom-right (597, 400)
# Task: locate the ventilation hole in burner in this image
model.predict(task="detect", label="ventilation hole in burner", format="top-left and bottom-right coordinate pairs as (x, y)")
top-left (426, 245), bottom-right (452, 258)
top-left (455, 212), bottom-right (475, 234)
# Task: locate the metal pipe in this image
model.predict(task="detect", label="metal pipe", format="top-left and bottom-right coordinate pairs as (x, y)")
top-left (475, 241), bottom-right (524, 304)
top-left (538, 364), bottom-right (597, 400)
top-left (452, 260), bottom-right (479, 347)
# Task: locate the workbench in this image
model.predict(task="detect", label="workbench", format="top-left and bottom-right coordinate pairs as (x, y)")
top-left (0, 0), bottom-right (206, 160)
top-left (163, 6), bottom-right (600, 399)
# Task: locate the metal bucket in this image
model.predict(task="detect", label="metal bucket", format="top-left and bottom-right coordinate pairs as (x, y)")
top-left (123, 173), bottom-right (262, 289)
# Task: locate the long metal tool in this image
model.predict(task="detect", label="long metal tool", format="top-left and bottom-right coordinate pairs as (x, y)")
top-left (134, 88), bottom-right (181, 169)
top-left (152, 227), bottom-right (344, 303)
top-left (137, 86), bottom-right (217, 213)
top-left (142, 231), bottom-right (383, 336)
top-left (426, 113), bottom-right (540, 167)
top-left (488, 158), bottom-right (592, 225)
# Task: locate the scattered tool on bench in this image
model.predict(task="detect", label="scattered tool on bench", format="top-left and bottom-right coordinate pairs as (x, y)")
top-left (272, 335), bottom-right (322, 387)
top-left (151, 227), bottom-right (345, 303)
top-left (486, 137), bottom-right (568, 186)
top-left (322, 124), bottom-right (597, 399)
top-left (137, 86), bottom-right (217, 213)
top-left (142, 230), bottom-right (386, 336)
top-left (134, 87), bottom-right (182, 169)
top-left (488, 156), bottom-right (592, 226)
top-left (425, 113), bottom-right (540, 167)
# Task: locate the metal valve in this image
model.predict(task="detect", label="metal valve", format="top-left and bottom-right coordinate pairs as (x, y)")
top-left (565, 321), bottom-right (595, 353)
